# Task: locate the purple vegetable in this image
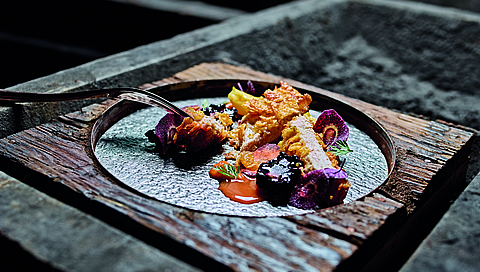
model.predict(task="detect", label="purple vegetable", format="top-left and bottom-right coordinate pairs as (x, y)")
top-left (237, 82), bottom-right (243, 92)
top-left (246, 80), bottom-right (256, 95)
top-left (323, 168), bottom-right (348, 180)
top-left (288, 168), bottom-right (348, 209)
top-left (153, 113), bottom-right (184, 154)
top-left (237, 80), bottom-right (257, 95)
top-left (313, 109), bottom-right (349, 147)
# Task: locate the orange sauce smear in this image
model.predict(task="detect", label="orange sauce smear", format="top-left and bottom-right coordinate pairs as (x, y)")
top-left (218, 174), bottom-right (266, 204)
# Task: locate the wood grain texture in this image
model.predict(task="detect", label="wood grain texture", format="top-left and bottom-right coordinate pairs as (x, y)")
top-left (0, 63), bottom-right (474, 271)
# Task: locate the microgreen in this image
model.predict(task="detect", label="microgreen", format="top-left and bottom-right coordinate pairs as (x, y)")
top-left (202, 99), bottom-right (209, 109)
top-left (213, 163), bottom-right (240, 179)
top-left (327, 140), bottom-right (353, 156)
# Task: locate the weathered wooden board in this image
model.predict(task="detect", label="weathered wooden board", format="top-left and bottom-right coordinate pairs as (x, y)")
top-left (0, 63), bottom-right (473, 271)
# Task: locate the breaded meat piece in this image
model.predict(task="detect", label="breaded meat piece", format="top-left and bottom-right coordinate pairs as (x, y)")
top-left (228, 82), bottom-right (312, 151)
top-left (279, 115), bottom-right (339, 173)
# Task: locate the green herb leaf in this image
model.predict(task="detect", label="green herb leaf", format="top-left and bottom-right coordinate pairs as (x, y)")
top-left (202, 99), bottom-right (209, 109)
top-left (213, 163), bottom-right (240, 179)
top-left (328, 140), bottom-right (353, 156)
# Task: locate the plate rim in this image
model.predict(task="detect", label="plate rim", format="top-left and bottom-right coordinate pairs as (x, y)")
top-left (90, 79), bottom-right (396, 216)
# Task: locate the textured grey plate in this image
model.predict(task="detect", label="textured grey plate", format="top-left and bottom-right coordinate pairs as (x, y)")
top-left (95, 96), bottom-right (389, 217)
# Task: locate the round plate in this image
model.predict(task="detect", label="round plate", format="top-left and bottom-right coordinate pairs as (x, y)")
top-left (91, 80), bottom-right (395, 217)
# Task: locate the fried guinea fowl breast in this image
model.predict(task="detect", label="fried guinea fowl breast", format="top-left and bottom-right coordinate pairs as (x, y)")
top-left (174, 107), bottom-right (232, 152)
top-left (229, 82), bottom-right (312, 152)
top-left (279, 115), bottom-right (340, 173)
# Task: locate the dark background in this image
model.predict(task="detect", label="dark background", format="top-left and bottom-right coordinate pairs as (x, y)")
top-left (0, 0), bottom-right (293, 88)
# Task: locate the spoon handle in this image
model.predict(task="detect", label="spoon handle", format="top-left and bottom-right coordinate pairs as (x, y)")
top-left (0, 87), bottom-right (192, 118)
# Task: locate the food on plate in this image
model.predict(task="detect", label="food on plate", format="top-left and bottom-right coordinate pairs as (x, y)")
top-left (279, 115), bottom-right (339, 173)
top-left (237, 143), bottom-right (281, 171)
top-left (289, 168), bottom-right (350, 209)
top-left (313, 109), bottom-right (350, 147)
top-left (146, 105), bottom-right (233, 154)
top-left (228, 81), bottom-right (312, 152)
top-left (148, 81), bottom-right (353, 210)
top-left (256, 152), bottom-right (303, 193)
top-left (174, 107), bottom-right (232, 152)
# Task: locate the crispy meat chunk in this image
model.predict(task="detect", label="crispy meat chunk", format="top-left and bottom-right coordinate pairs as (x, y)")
top-left (229, 82), bottom-right (312, 151)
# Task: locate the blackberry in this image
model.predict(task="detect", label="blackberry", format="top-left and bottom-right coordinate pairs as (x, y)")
top-left (202, 103), bottom-right (240, 121)
top-left (202, 103), bottom-right (225, 116)
top-left (256, 152), bottom-right (303, 193)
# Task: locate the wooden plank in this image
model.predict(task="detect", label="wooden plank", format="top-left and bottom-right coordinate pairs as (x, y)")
top-left (0, 121), bottom-right (358, 271)
top-left (0, 62), bottom-right (473, 271)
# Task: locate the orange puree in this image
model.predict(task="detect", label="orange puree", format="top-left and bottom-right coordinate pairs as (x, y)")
top-left (218, 174), bottom-right (266, 204)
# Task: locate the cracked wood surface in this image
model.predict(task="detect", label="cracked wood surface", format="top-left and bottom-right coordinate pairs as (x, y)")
top-left (0, 63), bottom-right (474, 271)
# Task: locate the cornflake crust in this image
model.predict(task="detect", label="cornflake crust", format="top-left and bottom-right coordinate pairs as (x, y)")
top-left (279, 115), bottom-right (340, 173)
top-left (228, 81), bottom-right (312, 152)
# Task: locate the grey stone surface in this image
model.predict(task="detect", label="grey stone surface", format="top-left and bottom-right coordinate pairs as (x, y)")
top-left (400, 171), bottom-right (480, 272)
top-left (3, 0), bottom-right (480, 134)
top-left (0, 172), bottom-right (202, 272)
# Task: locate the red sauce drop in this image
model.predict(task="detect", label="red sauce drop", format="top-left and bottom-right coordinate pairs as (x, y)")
top-left (218, 174), bottom-right (266, 204)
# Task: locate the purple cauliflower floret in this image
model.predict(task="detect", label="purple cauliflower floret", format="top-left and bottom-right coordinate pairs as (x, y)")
top-left (152, 113), bottom-right (183, 154)
top-left (288, 168), bottom-right (348, 210)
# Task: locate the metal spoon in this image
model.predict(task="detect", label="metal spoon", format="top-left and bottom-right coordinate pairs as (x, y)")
top-left (0, 87), bottom-right (192, 118)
